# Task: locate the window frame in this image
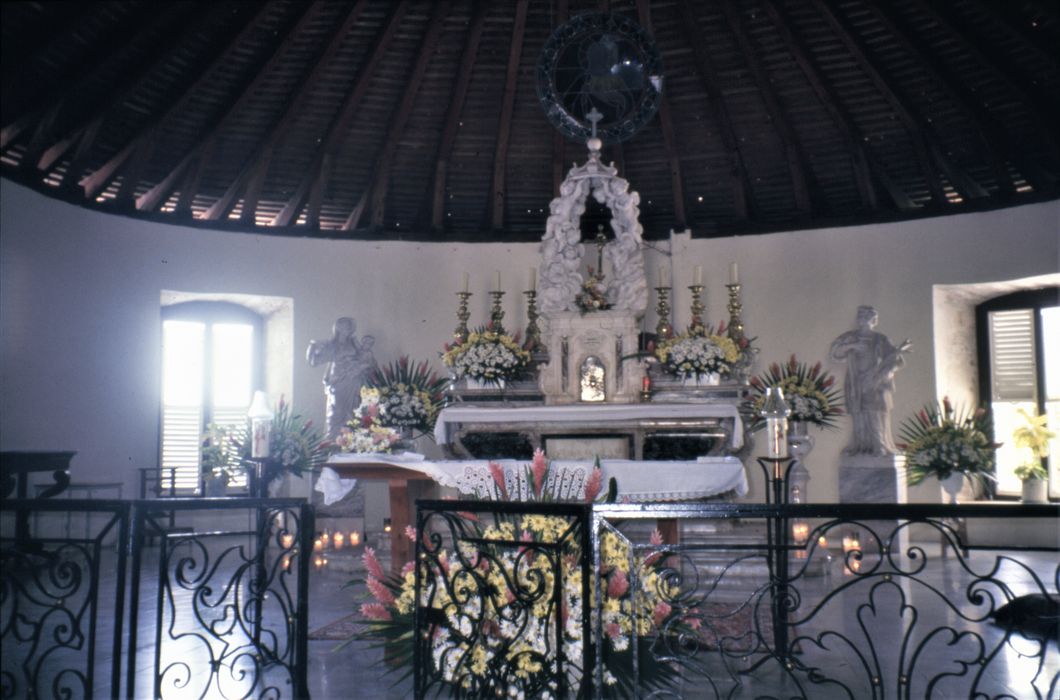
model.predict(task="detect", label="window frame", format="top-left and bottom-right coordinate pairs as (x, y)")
top-left (976, 286), bottom-right (1059, 500)
top-left (159, 301), bottom-right (265, 493)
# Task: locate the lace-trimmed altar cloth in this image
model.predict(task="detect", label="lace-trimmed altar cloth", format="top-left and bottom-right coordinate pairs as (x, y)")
top-left (322, 453), bottom-right (747, 503)
top-left (433, 403), bottom-right (744, 449)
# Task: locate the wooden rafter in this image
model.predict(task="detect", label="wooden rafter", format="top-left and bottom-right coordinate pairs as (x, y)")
top-left (917, 0), bottom-right (1060, 161)
top-left (79, 2), bottom-right (276, 200)
top-left (350, 2), bottom-right (450, 231)
top-left (135, 1), bottom-right (322, 214)
top-left (811, 0), bottom-right (951, 206)
top-left (678, 0), bottom-right (751, 220)
top-left (719, 0), bottom-right (814, 215)
top-left (428, 1), bottom-right (487, 231)
top-left (866, 1), bottom-right (1014, 196)
top-left (1, 2), bottom-right (155, 149)
top-left (20, 0), bottom-right (202, 177)
top-left (760, 0), bottom-right (880, 209)
top-left (195, 0), bottom-right (370, 222)
top-left (274, 1), bottom-right (409, 229)
top-left (489, 0), bottom-right (529, 231)
top-left (637, 0), bottom-right (687, 228)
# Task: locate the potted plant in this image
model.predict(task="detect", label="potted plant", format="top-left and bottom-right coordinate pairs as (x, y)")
top-left (200, 423), bottom-right (239, 496)
top-left (1013, 407), bottom-right (1054, 504)
top-left (898, 397), bottom-right (998, 503)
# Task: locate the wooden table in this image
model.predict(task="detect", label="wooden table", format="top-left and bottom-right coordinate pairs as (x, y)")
top-left (327, 460), bottom-right (434, 572)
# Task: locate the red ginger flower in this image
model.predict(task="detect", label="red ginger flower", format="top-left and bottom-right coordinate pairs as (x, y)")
top-left (488, 461), bottom-right (509, 500)
top-left (363, 547), bottom-right (385, 581)
top-left (584, 467), bottom-right (603, 502)
top-left (607, 569), bottom-right (629, 598)
top-left (366, 576), bottom-right (395, 605)
top-left (531, 448), bottom-right (548, 496)
top-left (360, 602), bottom-right (392, 621)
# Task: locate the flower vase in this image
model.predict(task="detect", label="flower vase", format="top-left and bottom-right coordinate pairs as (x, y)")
top-left (682, 372), bottom-right (720, 387)
top-left (940, 472), bottom-right (965, 504)
top-left (787, 421), bottom-right (814, 502)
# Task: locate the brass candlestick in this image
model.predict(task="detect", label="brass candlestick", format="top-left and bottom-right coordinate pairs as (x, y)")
top-left (489, 291), bottom-right (506, 333)
top-left (726, 283), bottom-right (745, 343)
top-left (454, 292), bottom-right (471, 344)
top-left (654, 286), bottom-right (673, 339)
top-left (524, 290), bottom-right (543, 352)
top-left (689, 284), bottom-right (705, 334)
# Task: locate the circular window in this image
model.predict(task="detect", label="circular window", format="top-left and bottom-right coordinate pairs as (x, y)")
top-left (537, 12), bottom-right (663, 144)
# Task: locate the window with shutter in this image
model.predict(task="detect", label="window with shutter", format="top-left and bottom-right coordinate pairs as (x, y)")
top-left (160, 303), bottom-right (263, 493)
top-left (977, 288), bottom-right (1059, 499)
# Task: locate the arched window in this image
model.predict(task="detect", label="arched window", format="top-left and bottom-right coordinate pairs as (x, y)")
top-left (976, 287), bottom-right (1059, 499)
top-left (160, 302), bottom-right (264, 492)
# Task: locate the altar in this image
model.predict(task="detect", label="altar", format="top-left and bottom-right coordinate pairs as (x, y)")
top-left (324, 452), bottom-right (748, 569)
top-left (434, 402), bottom-right (744, 460)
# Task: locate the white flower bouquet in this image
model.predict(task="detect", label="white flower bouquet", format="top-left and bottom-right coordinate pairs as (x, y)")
top-left (442, 324), bottom-right (531, 386)
top-left (336, 387), bottom-right (402, 454)
top-left (653, 325), bottom-right (741, 379)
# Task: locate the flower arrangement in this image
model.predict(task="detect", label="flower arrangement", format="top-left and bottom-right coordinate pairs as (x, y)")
top-left (336, 387), bottom-right (403, 454)
top-left (222, 397), bottom-right (335, 484)
top-left (366, 356), bottom-right (449, 436)
top-left (354, 452), bottom-right (680, 695)
top-left (1013, 407), bottom-right (1055, 482)
top-left (442, 324), bottom-right (531, 386)
top-left (747, 355), bottom-right (844, 429)
top-left (898, 397), bottom-right (998, 486)
top-left (575, 266), bottom-right (611, 313)
top-left (653, 323), bottom-right (741, 379)
top-left (200, 423), bottom-right (240, 481)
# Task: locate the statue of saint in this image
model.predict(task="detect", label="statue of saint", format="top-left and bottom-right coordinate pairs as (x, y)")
top-left (307, 318), bottom-right (376, 438)
top-left (830, 306), bottom-right (912, 456)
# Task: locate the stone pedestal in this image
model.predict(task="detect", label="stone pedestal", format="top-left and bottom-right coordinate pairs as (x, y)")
top-left (838, 454), bottom-right (909, 561)
top-left (538, 310), bottom-right (644, 404)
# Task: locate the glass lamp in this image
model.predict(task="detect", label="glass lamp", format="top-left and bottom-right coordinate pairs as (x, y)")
top-left (248, 390), bottom-right (273, 458)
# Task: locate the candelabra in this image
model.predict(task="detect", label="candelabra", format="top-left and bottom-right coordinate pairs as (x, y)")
top-left (654, 286), bottom-right (673, 339)
top-left (454, 292), bottom-right (471, 344)
top-left (523, 290), bottom-right (544, 352)
top-left (688, 284), bottom-right (705, 334)
top-left (489, 291), bottom-right (506, 333)
top-left (726, 283), bottom-right (745, 343)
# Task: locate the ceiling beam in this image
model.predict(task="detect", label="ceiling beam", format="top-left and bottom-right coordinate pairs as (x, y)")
top-left (720, 0), bottom-right (816, 216)
top-left (352, 2), bottom-right (450, 231)
top-left (20, 0), bottom-right (203, 179)
top-left (79, 2), bottom-right (276, 200)
top-left (638, 0), bottom-right (687, 228)
top-left (761, 0), bottom-right (881, 210)
top-left (428, 1), bottom-right (488, 231)
top-left (917, 0), bottom-right (1060, 161)
top-left (135, 1), bottom-right (322, 215)
top-left (1, 2), bottom-right (155, 149)
top-left (194, 1), bottom-right (373, 223)
top-left (274, 1), bottom-right (409, 229)
top-left (678, 0), bottom-right (752, 220)
top-left (488, 0), bottom-right (529, 231)
top-left (866, 1), bottom-right (1016, 196)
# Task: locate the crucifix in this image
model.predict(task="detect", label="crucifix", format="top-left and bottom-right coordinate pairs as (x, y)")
top-left (594, 224), bottom-right (607, 276)
top-left (587, 107), bottom-right (603, 139)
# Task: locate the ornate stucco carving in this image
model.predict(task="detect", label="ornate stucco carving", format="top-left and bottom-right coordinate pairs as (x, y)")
top-left (538, 141), bottom-right (649, 315)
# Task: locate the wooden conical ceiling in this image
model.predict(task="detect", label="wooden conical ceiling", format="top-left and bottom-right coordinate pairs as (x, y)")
top-left (2, 0), bottom-right (1057, 242)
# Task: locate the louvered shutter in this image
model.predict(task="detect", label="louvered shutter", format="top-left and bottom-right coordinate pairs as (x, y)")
top-left (988, 309), bottom-right (1037, 402)
top-left (161, 320), bottom-right (206, 491)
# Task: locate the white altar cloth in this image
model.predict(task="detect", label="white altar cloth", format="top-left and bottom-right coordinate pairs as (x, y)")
top-left (433, 403), bottom-right (744, 448)
top-left (321, 453), bottom-right (747, 504)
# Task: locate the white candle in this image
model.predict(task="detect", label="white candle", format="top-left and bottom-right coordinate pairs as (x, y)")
top-left (729, 262), bottom-right (739, 285)
top-left (462, 272), bottom-right (469, 293)
top-left (658, 265), bottom-right (668, 287)
top-left (693, 265), bottom-right (702, 286)
top-left (494, 270), bottom-right (501, 292)
top-left (528, 267), bottom-right (536, 292)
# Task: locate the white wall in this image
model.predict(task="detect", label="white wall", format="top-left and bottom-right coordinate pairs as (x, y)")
top-left (3, 179), bottom-right (1058, 507)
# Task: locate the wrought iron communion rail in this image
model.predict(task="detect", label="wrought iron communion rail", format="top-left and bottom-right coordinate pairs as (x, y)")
top-left (1, 497), bottom-right (313, 699)
top-left (413, 500), bottom-right (1059, 699)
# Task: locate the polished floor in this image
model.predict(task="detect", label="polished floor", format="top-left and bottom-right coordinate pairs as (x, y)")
top-left (4, 520), bottom-right (1057, 699)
